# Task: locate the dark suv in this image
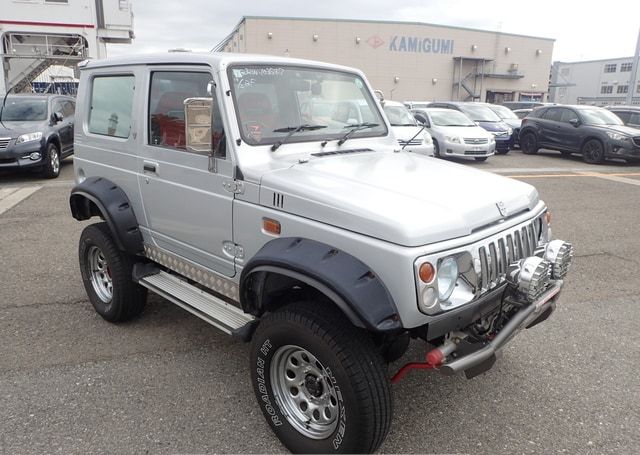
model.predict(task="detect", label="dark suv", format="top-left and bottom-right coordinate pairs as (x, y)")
top-left (427, 101), bottom-right (513, 154)
top-left (519, 105), bottom-right (640, 164)
top-left (0, 94), bottom-right (75, 178)
top-left (607, 106), bottom-right (640, 129)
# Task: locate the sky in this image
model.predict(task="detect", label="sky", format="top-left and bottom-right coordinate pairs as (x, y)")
top-left (107, 0), bottom-right (640, 62)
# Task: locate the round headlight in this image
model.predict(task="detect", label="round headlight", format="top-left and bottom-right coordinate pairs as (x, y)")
top-left (437, 257), bottom-right (458, 301)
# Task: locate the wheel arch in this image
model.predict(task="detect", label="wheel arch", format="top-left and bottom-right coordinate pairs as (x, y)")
top-left (45, 133), bottom-right (61, 151)
top-left (240, 237), bottom-right (402, 333)
top-left (580, 135), bottom-right (605, 150)
top-left (69, 177), bottom-right (143, 255)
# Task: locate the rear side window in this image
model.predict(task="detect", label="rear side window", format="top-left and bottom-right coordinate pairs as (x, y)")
top-left (559, 108), bottom-right (579, 123)
top-left (89, 75), bottom-right (135, 138)
top-left (542, 108), bottom-right (562, 122)
top-left (613, 111), bottom-right (630, 123)
top-left (629, 112), bottom-right (640, 126)
top-left (62, 100), bottom-right (75, 117)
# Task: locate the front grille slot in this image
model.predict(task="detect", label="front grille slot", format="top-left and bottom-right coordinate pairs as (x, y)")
top-left (398, 139), bottom-right (422, 146)
top-left (463, 138), bottom-right (489, 144)
top-left (0, 138), bottom-right (10, 150)
top-left (464, 150), bottom-right (488, 155)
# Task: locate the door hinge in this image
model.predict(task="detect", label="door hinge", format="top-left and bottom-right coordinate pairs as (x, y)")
top-left (223, 179), bottom-right (244, 194)
top-left (223, 241), bottom-right (244, 259)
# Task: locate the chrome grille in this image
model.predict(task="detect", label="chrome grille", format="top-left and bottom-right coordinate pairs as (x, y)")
top-left (477, 218), bottom-right (541, 292)
top-left (464, 150), bottom-right (488, 155)
top-left (398, 139), bottom-right (422, 146)
top-left (463, 137), bottom-right (488, 145)
top-left (0, 137), bottom-right (11, 150)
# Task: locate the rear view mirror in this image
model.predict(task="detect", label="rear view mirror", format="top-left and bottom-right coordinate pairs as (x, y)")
top-left (52, 112), bottom-right (64, 123)
top-left (569, 118), bottom-right (580, 127)
top-left (184, 97), bottom-right (212, 154)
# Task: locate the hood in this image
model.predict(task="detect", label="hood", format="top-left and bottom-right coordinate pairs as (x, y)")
top-left (434, 125), bottom-right (492, 138)
top-left (260, 151), bottom-right (539, 247)
top-left (0, 120), bottom-right (46, 137)
top-left (590, 124), bottom-right (640, 136)
top-left (476, 120), bottom-right (510, 132)
top-left (502, 118), bottom-right (522, 129)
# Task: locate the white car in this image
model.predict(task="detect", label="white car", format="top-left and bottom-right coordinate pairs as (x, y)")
top-left (382, 100), bottom-right (434, 156)
top-left (412, 108), bottom-right (496, 161)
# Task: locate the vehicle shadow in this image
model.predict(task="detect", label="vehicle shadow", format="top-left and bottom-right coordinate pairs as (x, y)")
top-left (0, 156), bottom-right (73, 184)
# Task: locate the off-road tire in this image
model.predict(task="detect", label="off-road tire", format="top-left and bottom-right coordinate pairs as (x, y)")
top-left (582, 139), bottom-right (605, 164)
top-left (250, 301), bottom-right (392, 454)
top-left (79, 222), bottom-right (146, 322)
top-left (41, 142), bottom-right (60, 178)
top-left (521, 132), bottom-right (538, 155)
top-left (474, 157), bottom-right (488, 161)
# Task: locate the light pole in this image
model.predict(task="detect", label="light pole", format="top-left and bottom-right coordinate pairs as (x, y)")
top-left (626, 27), bottom-right (640, 105)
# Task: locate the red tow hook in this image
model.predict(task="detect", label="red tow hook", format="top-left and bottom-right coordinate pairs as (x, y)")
top-left (391, 340), bottom-right (457, 384)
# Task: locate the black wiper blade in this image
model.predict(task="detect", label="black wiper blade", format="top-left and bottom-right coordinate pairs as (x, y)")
top-left (337, 122), bottom-right (379, 145)
top-left (271, 124), bottom-right (327, 151)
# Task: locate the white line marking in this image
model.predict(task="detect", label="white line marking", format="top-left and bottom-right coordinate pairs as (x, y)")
top-left (0, 186), bottom-right (42, 216)
top-left (490, 166), bottom-right (626, 174)
top-left (0, 187), bottom-right (20, 200)
top-left (579, 172), bottom-right (640, 186)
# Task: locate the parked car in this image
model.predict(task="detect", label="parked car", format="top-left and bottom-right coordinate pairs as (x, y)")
top-left (426, 101), bottom-right (512, 154)
top-left (382, 100), bottom-right (434, 156)
top-left (70, 52), bottom-right (573, 454)
top-left (482, 103), bottom-right (522, 147)
top-left (607, 106), bottom-right (640, 129)
top-left (519, 105), bottom-right (640, 164)
top-left (412, 107), bottom-right (495, 161)
top-left (0, 94), bottom-right (75, 178)
top-left (403, 101), bottom-right (431, 109)
top-left (513, 108), bottom-right (533, 119)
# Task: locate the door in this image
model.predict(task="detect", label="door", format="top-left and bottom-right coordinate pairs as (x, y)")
top-left (51, 98), bottom-right (73, 151)
top-left (539, 107), bottom-right (563, 148)
top-left (558, 108), bottom-right (582, 151)
top-left (137, 68), bottom-right (236, 277)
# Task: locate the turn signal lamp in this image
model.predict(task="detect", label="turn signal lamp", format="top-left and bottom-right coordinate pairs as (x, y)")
top-left (419, 262), bottom-right (435, 283)
top-left (262, 218), bottom-right (281, 235)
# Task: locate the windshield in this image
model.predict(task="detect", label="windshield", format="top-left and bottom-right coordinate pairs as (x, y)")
top-left (383, 105), bottom-right (417, 126)
top-left (580, 109), bottom-right (624, 126)
top-left (0, 98), bottom-right (47, 121)
top-left (489, 104), bottom-right (518, 120)
top-left (459, 104), bottom-right (501, 122)
top-left (429, 110), bottom-right (476, 127)
top-left (228, 65), bottom-right (387, 146)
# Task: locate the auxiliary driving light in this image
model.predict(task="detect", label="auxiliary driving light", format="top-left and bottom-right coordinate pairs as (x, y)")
top-left (506, 256), bottom-right (551, 303)
top-left (543, 240), bottom-right (573, 279)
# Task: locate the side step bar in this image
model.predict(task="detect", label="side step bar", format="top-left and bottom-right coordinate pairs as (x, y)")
top-left (138, 271), bottom-right (254, 335)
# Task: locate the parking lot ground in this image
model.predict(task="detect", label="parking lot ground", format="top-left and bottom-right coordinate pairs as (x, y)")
top-left (1, 151), bottom-right (639, 454)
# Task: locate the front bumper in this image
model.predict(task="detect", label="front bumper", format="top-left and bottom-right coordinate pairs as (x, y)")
top-left (439, 280), bottom-right (562, 377)
top-left (494, 136), bottom-right (511, 152)
top-left (0, 138), bottom-right (45, 169)
top-left (406, 143), bottom-right (435, 157)
top-left (605, 138), bottom-right (640, 159)
top-left (442, 140), bottom-right (495, 158)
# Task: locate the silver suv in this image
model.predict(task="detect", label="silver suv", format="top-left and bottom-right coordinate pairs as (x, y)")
top-left (69, 53), bottom-right (573, 454)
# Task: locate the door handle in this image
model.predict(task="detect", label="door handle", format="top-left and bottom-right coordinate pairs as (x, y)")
top-left (143, 162), bottom-right (157, 173)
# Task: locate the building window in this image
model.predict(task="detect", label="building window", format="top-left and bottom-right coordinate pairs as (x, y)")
top-left (604, 64), bottom-right (617, 73)
top-left (89, 75), bottom-right (135, 138)
top-left (620, 63), bottom-right (633, 72)
top-left (601, 85), bottom-right (613, 94)
top-left (617, 85), bottom-right (628, 94)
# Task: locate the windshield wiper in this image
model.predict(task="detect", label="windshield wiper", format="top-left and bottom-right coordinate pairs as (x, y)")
top-left (270, 124), bottom-right (327, 151)
top-left (391, 123), bottom-right (419, 127)
top-left (401, 124), bottom-right (426, 151)
top-left (337, 122), bottom-right (379, 145)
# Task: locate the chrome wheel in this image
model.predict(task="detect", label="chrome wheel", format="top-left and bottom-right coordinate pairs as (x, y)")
top-left (88, 246), bottom-right (112, 303)
top-left (51, 149), bottom-right (60, 174)
top-left (583, 140), bottom-right (604, 164)
top-left (270, 345), bottom-right (339, 440)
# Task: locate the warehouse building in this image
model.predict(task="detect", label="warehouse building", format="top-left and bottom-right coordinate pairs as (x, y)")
top-left (215, 16), bottom-right (554, 103)
top-left (550, 57), bottom-right (640, 106)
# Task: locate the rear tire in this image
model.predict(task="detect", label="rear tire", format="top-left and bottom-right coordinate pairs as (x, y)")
top-left (582, 139), bottom-right (605, 164)
top-left (79, 222), bottom-right (146, 322)
top-left (474, 157), bottom-right (488, 161)
top-left (41, 142), bottom-right (60, 179)
top-left (521, 132), bottom-right (538, 155)
top-left (250, 301), bottom-right (392, 454)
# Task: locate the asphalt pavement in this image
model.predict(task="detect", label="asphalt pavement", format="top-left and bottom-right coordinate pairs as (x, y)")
top-left (1, 150), bottom-right (639, 454)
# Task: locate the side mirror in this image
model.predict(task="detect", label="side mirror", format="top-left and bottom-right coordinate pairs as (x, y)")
top-left (52, 112), bottom-right (64, 123)
top-left (569, 118), bottom-right (580, 127)
top-left (184, 97), bottom-right (213, 154)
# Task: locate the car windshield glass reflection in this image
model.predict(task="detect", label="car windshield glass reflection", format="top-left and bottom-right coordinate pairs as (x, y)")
top-left (490, 105), bottom-right (519, 120)
top-left (581, 109), bottom-right (624, 126)
top-left (0, 98), bottom-right (47, 121)
top-left (430, 110), bottom-right (476, 127)
top-left (383, 105), bottom-right (417, 126)
top-left (460, 105), bottom-right (502, 122)
top-left (227, 65), bottom-right (387, 147)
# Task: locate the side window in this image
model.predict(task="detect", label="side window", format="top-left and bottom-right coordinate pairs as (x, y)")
top-left (62, 100), bottom-right (75, 117)
top-left (613, 111), bottom-right (630, 124)
top-left (559, 108), bottom-right (579, 123)
top-left (628, 112), bottom-right (640, 126)
top-left (149, 71), bottom-right (218, 151)
top-left (89, 75), bottom-right (135, 138)
top-left (543, 108), bottom-right (562, 122)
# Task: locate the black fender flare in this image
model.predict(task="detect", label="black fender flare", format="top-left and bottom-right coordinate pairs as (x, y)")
top-left (240, 237), bottom-right (402, 332)
top-left (69, 176), bottom-right (143, 255)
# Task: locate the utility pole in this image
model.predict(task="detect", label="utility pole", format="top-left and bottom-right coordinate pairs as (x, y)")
top-left (626, 27), bottom-right (640, 105)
